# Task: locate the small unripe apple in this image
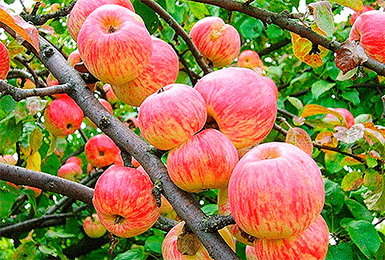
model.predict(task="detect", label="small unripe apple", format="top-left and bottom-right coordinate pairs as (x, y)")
top-left (57, 162), bottom-right (82, 182)
top-left (325, 107), bottom-right (355, 129)
top-left (93, 165), bottom-right (160, 238)
top-left (83, 214), bottom-right (107, 238)
top-left (44, 96), bottom-right (84, 137)
top-left (77, 4), bottom-right (153, 86)
top-left (85, 134), bottom-right (123, 168)
top-left (190, 16), bottom-right (240, 68)
top-left (0, 41), bottom-right (10, 80)
top-left (138, 84), bottom-right (207, 150)
top-left (237, 50), bottom-right (264, 69)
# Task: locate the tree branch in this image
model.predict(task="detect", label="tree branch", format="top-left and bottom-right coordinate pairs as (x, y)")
top-left (200, 214), bottom-right (236, 232)
top-left (13, 55), bottom-right (46, 88)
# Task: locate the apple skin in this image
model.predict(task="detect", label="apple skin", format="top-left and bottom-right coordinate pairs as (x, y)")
top-left (66, 156), bottom-right (82, 167)
top-left (167, 129), bottom-right (238, 192)
top-left (67, 49), bottom-right (82, 67)
top-left (112, 36), bottom-right (179, 107)
top-left (190, 16), bottom-right (240, 68)
top-left (237, 50), bottom-right (264, 69)
top-left (44, 96), bottom-right (84, 137)
top-left (25, 186), bottom-right (42, 197)
top-left (349, 10), bottom-right (385, 63)
top-left (86, 98), bottom-right (114, 128)
top-left (0, 154), bottom-right (17, 165)
top-left (67, 0), bottom-right (134, 41)
top-left (194, 67), bottom-right (277, 149)
top-left (245, 246), bottom-right (259, 260)
top-left (57, 162), bottom-right (83, 182)
top-left (103, 84), bottom-right (120, 104)
top-left (228, 142), bottom-right (325, 239)
top-left (254, 215), bottom-right (329, 260)
top-left (93, 165), bottom-right (160, 238)
top-left (85, 134), bottom-right (123, 168)
top-left (350, 6), bottom-right (374, 26)
top-left (325, 107), bottom-right (355, 129)
top-left (47, 73), bottom-right (59, 87)
top-left (0, 41), bottom-right (10, 80)
top-left (262, 76), bottom-right (279, 100)
top-left (138, 84), bottom-right (207, 150)
top-left (83, 214), bottom-right (107, 238)
top-left (77, 4), bottom-right (152, 86)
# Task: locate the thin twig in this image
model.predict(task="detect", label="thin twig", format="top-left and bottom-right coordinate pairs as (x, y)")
top-left (14, 55), bottom-right (46, 88)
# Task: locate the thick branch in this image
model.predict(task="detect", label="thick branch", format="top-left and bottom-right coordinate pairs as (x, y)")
top-left (200, 214), bottom-right (236, 232)
top-left (38, 37), bottom-right (238, 260)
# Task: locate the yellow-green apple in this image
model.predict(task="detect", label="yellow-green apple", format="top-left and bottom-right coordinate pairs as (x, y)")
top-left (84, 134), bottom-right (123, 168)
top-left (349, 10), bottom-right (385, 63)
top-left (66, 156), bottom-right (82, 167)
top-left (83, 214), bottom-right (107, 238)
top-left (112, 36), bottom-right (179, 107)
top-left (237, 50), bottom-right (264, 69)
top-left (254, 215), bottom-right (329, 260)
top-left (325, 107), bottom-right (355, 129)
top-left (167, 129), bottom-right (238, 192)
top-left (162, 221), bottom-right (235, 260)
top-left (138, 84), bottom-right (207, 150)
top-left (228, 142), bottom-right (325, 239)
top-left (0, 41), bottom-right (10, 79)
top-left (189, 17), bottom-right (240, 68)
top-left (103, 84), bottom-right (120, 104)
top-left (67, 0), bottom-right (134, 41)
top-left (44, 96), bottom-right (84, 137)
top-left (350, 6), bottom-right (374, 26)
top-left (85, 98), bottom-right (114, 128)
top-left (57, 162), bottom-right (82, 181)
top-left (93, 165), bottom-right (160, 238)
top-left (77, 4), bottom-right (153, 86)
top-left (194, 67), bottom-right (277, 149)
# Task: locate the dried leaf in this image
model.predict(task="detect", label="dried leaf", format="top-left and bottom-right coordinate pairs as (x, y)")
top-left (315, 131), bottom-right (338, 147)
top-left (329, 0), bottom-right (363, 11)
top-left (308, 1), bottom-right (335, 37)
top-left (0, 5), bottom-right (39, 53)
top-left (285, 127), bottom-right (313, 156)
top-left (334, 124), bottom-right (365, 144)
top-left (335, 40), bottom-right (368, 75)
top-left (301, 104), bottom-right (344, 121)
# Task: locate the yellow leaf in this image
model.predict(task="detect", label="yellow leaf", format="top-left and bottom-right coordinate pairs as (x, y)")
top-left (301, 104), bottom-right (344, 121)
top-left (29, 128), bottom-right (43, 154)
top-left (0, 5), bottom-right (39, 53)
top-left (285, 127), bottom-right (313, 156)
top-left (26, 152), bottom-right (41, 172)
top-left (329, 0), bottom-right (363, 11)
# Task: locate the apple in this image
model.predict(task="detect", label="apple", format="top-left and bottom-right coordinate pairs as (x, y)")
top-left (131, 157), bottom-right (140, 168)
top-left (112, 36), bottom-right (179, 107)
top-left (0, 41), bottom-right (10, 80)
top-left (66, 156), bottom-right (82, 167)
top-left (83, 214), bottom-right (107, 238)
top-left (228, 142), bottom-right (325, 239)
top-left (44, 96), bottom-right (84, 137)
top-left (87, 163), bottom-right (96, 175)
top-left (194, 67), bottom-right (277, 149)
top-left (189, 16), bottom-right (240, 68)
top-left (162, 221), bottom-right (235, 260)
top-left (67, 49), bottom-right (82, 67)
top-left (237, 50), bottom-right (264, 69)
top-left (50, 3), bottom-right (61, 12)
top-left (245, 246), bottom-right (259, 260)
top-left (325, 107), bottom-right (355, 129)
top-left (57, 162), bottom-right (83, 182)
top-left (47, 73), bottom-right (59, 86)
top-left (138, 84), bottom-right (207, 150)
top-left (77, 4), bottom-right (153, 86)
top-left (103, 84), bottom-right (120, 104)
top-left (67, 0), bottom-right (135, 41)
top-left (349, 10), bottom-right (385, 63)
top-left (93, 165), bottom-right (160, 238)
top-left (167, 129), bottom-right (238, 192)
top-left (0, 154), bottom-right (17, 165)
top-left (85, 98), bottom-right (114, 128)
top-left (350, 6), bottom-right (374, 26)
top-left (254, 215), bottom-right (329, 260)
top-left (261, 75), bottom-right (279, 100)
top-left (84, 134), bottom-right (123, 168)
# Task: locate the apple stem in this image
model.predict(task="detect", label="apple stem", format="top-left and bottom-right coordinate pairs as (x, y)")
top-left (114, 215), bottom-right (124, 225)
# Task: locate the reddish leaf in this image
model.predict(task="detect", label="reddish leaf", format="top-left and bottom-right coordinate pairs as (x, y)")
top-left (285, 127), bottom-right (313, 156)
top-left (341, 171), bottom-right (364, 191)
top-left (335, 40), bottom-right (367, 75)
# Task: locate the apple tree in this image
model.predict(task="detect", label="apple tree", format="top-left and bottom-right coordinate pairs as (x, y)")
top-left (0, 0), bottom-right (384, 259)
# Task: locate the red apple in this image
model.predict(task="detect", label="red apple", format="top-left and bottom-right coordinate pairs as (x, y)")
top-left (131, 156), bottom-right (140, 168)
top-left (66, 156), bottom-right (82, 167)
top-left (228, 142), bottom-right (325, 239)
top-left (194, 67), bottom-right (277, 149)
top-left (103, 84), bottom-right (120, 104)
top-left (0, 154), bottom-right (17, 165)
top-left (0, 41), bottom-right (10, 80)
top-left (189, 16), bottom-right (240, 68)
top-left (86, 98), bottom-right (114, 128)
top-left (325, 107), bottom-right (355, 129)
top-left (44, 96), bottom-right (84, 137)
top-left (93, 165), bottom-right (160, 238)
top-left (67, 49), bottom-right (82, 67)
top-left (245, 246), bottom-right (259, 260)
top-left (350, 6), bottom-right (374, 26)
top-left (237, 50), bottom-right (264, 69)
top-left (138, 84), bottom-right (207, 150)
top-left (254, 215), bottom-right (329, 260)
top-left (67, 0), bottom-right (134, 41)
top-left (57, 162), bottom-right (82, 181)
top-left (77, 4), bottom-right (153, 86)
top-left (47, 73), bottom-right (59, 86)
top-left (83, 214), bottom-right (107, 238)
top-left (262, 76), bottom-right (279, 100)
top-left (84, 134), bottom-right (123, 168)
top-left (167, 129), bottom-right (238, 192)
top-left (349, 10), bottom-right (385, 63)
top-left (112, 36), bottom-right (179, 107)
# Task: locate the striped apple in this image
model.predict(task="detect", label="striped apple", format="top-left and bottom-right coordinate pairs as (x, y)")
top-left (228, 142), bottom-right (325, 239)
top-left (113, 36), bottom-right (179, 107)
top-left (195, 67), bottom-right (277, 149)
top-left (190, 16), bottom-right (240, 68)
top-left (85, 134), bottom-right (123, 168)
top-left (0, 41), bottom-right (10, 80)
top-left (67, 0), bottom-right (134, 41)
top-left (78, 4), bottom-right (152, 86)
top-left (93, 166), bottom-right (160, 238)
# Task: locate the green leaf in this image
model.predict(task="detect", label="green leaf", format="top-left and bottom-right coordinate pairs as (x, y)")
top-left (290, 0), bottom-right (300, 8)
top-left (132, 0), bottom-right (160, 34)
top-left (363, 178), bottom-right (385, 211)
top-left (326, 243), bottom-right (354, 260)
top-left (329, 0), bottom-right (363, 12)
top-left (0, 189), bottom-right (17, 218)
top-left (0, 95), bottom-right (17, 114)
top-left (287, 97), bottom-right (303, 111)
top-left (0, 117), bottom-right (22, 154)
top-left (311, 80), bottom-right (336, 99)
top-left (239, 18), bottom-right (263, 39)
top-left (114, 247), bottom-right (145, 260)
top-left (345, 198), bottom-right (373, 222)
top-left (165, 0), bottom-right (176, 13)
top-left (4, 0), bottom-right (16, 4)
top-left (308, 1), bottom-right (335, 37)
top-left (324, 178), bottom-right (345, 214)
top-left (266, 24), bottom-right (283, 40)
top-left (342, 89), bottom-right (360, 106)
top-left (363, 169), bottom-right (382, 191)
top-left (46, 229), bottom-right (76, 239)
top-left (202, 204), bottom-right (218, 216)
top-left (346, 220), bottom-right (381, 258)
top-left (187, 2), bottom-right (209, 19)
top-left (21, 188), bottom-right (38, 216)
top-left (145, 235), bottom-right (163, 254)
top-left (341, 171), bottom-right (363, 191)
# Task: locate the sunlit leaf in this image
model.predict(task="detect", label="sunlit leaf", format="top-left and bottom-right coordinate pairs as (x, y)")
top-left (285, 127), bottom-right (313, 156)
top-left (355, 114), bottom-right (372, 124)
top-left (308, 1), bottom-right (334, 37)
top-left (29, 128), bottom-right (43, 154)
top-left (341, 171), bottom-right (363, 191)
top-left (25, 152), bottom-right (41, 172)
top-left (287, 97), bottom-right (304, 111)
top-left (311, 80), bottom-right (335, 99)
top-left (329, 0), bottom-right (363, 11)
top-left (301, 104), bottom-right (343, 121)
top-left (364, 178), bottom-right (385, 211)
top-left (363, 169), bottom-right (382, 191)
top-left (334, 124), bottom-right (364, 144)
